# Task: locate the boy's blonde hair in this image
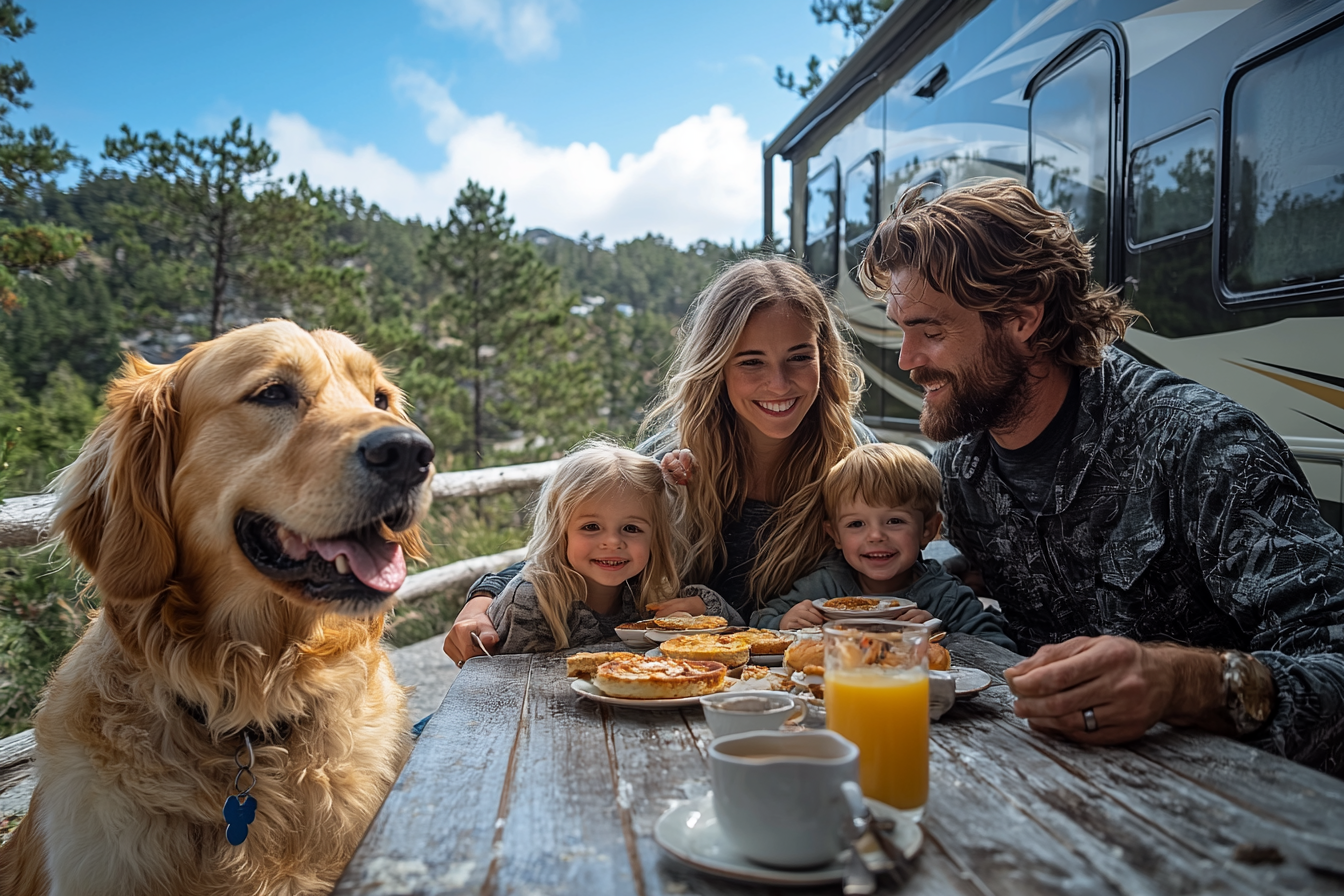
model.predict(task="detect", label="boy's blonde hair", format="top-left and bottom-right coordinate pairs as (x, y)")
top-left (640, 257), bottom-right (865, 605)
top-left (522, 440), bottom-right (681, 649)
top-left (823, 444), bottom-right (942, 524)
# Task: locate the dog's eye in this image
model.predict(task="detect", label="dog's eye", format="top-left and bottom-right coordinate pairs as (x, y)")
top-left (374, 391), bottom-right (390, 411)
top-left (250, 383), bottom-right (296, 406)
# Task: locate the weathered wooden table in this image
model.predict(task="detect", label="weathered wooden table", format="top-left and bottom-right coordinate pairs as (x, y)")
top-left (334, 634), bottom-right (1344, 895)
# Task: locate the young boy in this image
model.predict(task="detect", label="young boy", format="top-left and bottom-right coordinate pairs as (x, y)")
top-left (750, 443), bottom-right (1016, 650)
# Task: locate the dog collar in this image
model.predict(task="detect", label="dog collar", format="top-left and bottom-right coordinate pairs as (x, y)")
top-left (176, 697), bottom-right (294, 746)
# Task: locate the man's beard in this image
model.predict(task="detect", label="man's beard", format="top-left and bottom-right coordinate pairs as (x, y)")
top-left (913, 328), bottom-right (1034, 442)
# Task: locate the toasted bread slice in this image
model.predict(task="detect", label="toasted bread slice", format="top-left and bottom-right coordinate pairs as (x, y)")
top-left (566, 651), bottom-right (639, 679)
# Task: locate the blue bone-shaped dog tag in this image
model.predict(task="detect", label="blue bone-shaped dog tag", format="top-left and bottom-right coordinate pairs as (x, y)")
top-left (223, 794), bottom-right (257, 845)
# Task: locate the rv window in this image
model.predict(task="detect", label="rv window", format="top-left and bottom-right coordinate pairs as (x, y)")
top-left (1225, 22), bottom-right (1344, 298)
top-left (1029, 42), bottom-right (1114, 281)
top-left (806, 161), bottom-right (839, 282)
top-left (844, 153), bottom-right (879, 281)
top-left (1129, 119), bottom-right (1216, 247)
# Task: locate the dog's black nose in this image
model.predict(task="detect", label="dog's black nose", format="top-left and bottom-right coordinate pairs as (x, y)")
top-left (359, 427), bottom-right (435, 489)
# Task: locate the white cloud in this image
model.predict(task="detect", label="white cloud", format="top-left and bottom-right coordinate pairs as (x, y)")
top-left (267, 70), bottom-right (773, 246)
top-left (416, 0), bottom-right (574, 61)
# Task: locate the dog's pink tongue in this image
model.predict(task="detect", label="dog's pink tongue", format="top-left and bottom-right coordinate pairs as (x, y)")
top-left (314, 538), bottom-right (406, 593)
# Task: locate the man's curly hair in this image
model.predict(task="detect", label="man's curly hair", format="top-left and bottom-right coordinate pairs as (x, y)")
top-left (859, 178), bottom-right (1140, 368)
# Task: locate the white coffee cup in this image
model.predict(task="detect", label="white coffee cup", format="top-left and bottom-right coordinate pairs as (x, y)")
top-left (709, 729), bottom-right (860, 868)
top-left (699, 691), bottom-right (809, 738)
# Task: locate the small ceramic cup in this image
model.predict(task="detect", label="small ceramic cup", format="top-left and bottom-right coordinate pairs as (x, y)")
top-left (709, 729), bottom-right (860, 868)
top-left (699, 691), bottom-right (809, 738)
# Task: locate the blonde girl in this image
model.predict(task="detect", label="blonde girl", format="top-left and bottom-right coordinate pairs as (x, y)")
top-left (486, 442), bottom-right (742, 653)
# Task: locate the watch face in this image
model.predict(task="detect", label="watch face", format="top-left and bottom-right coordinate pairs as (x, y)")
top-left (1223, 651), bottom-right (1273, 734)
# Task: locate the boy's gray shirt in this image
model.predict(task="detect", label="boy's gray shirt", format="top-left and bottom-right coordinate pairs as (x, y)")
top-left (488, 571), bottom-right (744, 654)
top-left (749, 552), bottom-right (1016, 651)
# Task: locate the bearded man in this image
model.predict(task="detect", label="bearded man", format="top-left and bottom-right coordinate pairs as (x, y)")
top-left (861, 178), bottom-right (1344, 776)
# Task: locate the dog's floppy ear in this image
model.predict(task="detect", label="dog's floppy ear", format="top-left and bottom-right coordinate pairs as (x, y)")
top-left (55, 354), bottom-right (181, 601)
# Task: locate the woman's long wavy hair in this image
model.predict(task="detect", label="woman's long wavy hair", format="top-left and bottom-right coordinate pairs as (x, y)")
top-left (859, 178), bottom-right (1140, 367)
top-left (640, 257), bottom-right (864, 605)
top-left (522, 441), bottom-right (681, 649)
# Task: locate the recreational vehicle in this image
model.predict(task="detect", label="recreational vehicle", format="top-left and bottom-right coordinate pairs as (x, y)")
top-left (765, 0), bottom-right (1344, 530)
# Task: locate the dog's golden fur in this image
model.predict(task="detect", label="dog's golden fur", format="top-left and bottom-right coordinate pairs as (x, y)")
top-left (0, 321), bottom-right (434, 895)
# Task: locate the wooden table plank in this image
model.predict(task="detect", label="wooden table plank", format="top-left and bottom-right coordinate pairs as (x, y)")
top-left (488, 651), bottom-right (641, 895)
top-left (332, 653), bottom-right (534, 896)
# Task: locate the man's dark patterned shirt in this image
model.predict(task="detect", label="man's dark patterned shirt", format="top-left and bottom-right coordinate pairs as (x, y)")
top-left (937, 347), bottom-right (1344, 775)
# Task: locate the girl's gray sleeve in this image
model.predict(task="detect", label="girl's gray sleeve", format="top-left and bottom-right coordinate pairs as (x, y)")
top-left (681, 585), bottom-right (744, 627)
top-left (486, 578), bottom-right (558, 654)
top-left (468, 560), bottom-right (527, 599)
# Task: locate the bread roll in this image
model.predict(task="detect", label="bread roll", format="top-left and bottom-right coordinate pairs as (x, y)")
top-left (928, 643), bottom-right (951, 671)
top-left (784, 638), bottom-right (825, 673)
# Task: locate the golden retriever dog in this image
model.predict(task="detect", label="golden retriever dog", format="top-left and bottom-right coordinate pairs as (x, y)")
top-left (0, 320), bottom-right (435, 895)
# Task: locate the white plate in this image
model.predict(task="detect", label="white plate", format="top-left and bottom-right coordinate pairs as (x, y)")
top-left (945, 665), bottom-right (992, 697)
top-left (654, 792), bottom-right (921, 886)
top-left (811, 597), bottom-right (916, 620)
top-left (615, 628), bottom-right (654, 647)
top-left (645, 625), bottom-right (729, 642)
top-left (570, 677), bottom-right (741, 709)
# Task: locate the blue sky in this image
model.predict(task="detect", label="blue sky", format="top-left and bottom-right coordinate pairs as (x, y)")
top-left (14, 0), bottom-right (852, 245)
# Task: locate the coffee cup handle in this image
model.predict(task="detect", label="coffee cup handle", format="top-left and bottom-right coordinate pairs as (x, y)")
top-left (785, 693), bottom-right (810, 725)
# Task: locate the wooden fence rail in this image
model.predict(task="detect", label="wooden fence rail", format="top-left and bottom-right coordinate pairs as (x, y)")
top-left (0, 459), bottom-right (559, 601)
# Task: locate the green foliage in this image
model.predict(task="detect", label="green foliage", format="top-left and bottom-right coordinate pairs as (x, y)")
top-left (0, 1), bottom-right (87, 311)
top-left (776, 0), bottom-right (894, 99)
top-left (0, 549), bottom-right (87, 738)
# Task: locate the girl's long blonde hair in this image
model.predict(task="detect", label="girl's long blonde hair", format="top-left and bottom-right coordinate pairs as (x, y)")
top-left (522, 441), bottom-right (680, 649)
top-left (640, 257), bottom-right (865, 605)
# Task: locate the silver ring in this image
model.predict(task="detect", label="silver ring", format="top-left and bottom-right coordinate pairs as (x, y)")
top-left (1082, 707), bottom-right (1098, 732)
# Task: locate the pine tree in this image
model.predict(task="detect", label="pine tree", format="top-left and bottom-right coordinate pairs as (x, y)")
top-left (419, 182), bottom-right (601, 466)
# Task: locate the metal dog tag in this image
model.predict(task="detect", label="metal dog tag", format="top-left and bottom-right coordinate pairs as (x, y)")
top-left (223, 793), bottom-right (257, 846)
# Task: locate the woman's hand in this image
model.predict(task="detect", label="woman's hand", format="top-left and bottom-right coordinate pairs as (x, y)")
top-left (660, 449), bottom-right (697, 487)
top-left (442, 594), bottom-right (499, 664)
top-left (779, 601), bottom-right (825, 630)
top-left (647, 595), bottom-right (708, 617)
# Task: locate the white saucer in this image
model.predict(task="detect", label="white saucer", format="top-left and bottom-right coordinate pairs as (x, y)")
top-left (654, 792), bottom-right (921, 885)
top-left (944, 665), bottom-right (992, 697)
top-left (615, 628), bottom-right (654, 647)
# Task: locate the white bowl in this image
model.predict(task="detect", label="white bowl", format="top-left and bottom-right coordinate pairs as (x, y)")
top-left (615, 627), bottom-right (654, 647)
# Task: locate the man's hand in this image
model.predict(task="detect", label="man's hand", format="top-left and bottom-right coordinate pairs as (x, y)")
top-left (647, 595), bottom-right (708, 617)
top-left (660, 449), bottom-right (697, 487)
top-left (442, 594), bottom-right (499, 664)
top-left (779, 601), bottom-right (825, 630)
top-left (1004, 636), bottom-right (1228, 743)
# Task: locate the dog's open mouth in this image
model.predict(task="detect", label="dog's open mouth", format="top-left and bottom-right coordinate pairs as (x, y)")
top-left (235, 511), bottom-right (407, 603)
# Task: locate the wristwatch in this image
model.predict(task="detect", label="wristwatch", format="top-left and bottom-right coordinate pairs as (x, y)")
top-left (1220, 650), bottom-right (1274, 736)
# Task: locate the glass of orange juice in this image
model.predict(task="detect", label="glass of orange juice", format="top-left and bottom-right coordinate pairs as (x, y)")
top-left (823, 620), bottom-right (929, 820)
